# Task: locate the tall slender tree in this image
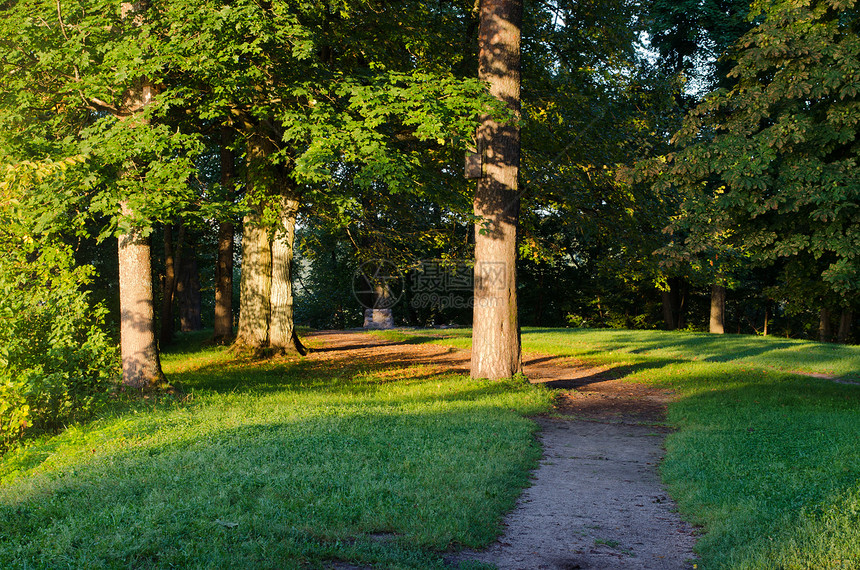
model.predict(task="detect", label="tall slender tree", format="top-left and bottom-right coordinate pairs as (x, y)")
top-left (471, 0), bottom-right (523, 379)
top-left (117, 0), bottom-right (164, 387)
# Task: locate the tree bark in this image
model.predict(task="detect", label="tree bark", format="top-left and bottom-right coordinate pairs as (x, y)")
top-left (160, 224), bottom-right (177, 347)
top-left (269, 192), bottom-right (299, 351)
top-left (837, 310), bottom-right (853, 344)
top-left (119, 204), bottom-right (164, 388)
top-left (236, 201), bottom-right (272, 348)
top-left (709, 283), bottom-right (726, 334)
top-left (234, 134), bottom-right (306, 354)
top-left (213, 132), bottom-right (235, 342)
top-left (819, 308), bottom-right (832, 342)
top-left (471, 0), bottom-right (523, 380)
top-left (177, 249), bottom-right (202, 331)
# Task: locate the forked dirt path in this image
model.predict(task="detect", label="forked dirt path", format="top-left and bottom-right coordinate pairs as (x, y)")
top-left (304, 331), bottom-right (699, 570)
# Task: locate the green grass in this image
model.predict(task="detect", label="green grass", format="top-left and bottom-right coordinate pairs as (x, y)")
top-left (0, 331), bottom-right (553, 569)
top-left (381, 327), bottom-right (860, 569)
top-left (4, 327), bottom-right (860, 569)
top-left (381, 327), bottom-right (860, 381)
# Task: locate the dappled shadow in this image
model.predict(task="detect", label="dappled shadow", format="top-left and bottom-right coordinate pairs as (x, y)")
top-left (520, 328), bottom-right (860, 381)
top-left (8, 345), bottom-right (859, 569)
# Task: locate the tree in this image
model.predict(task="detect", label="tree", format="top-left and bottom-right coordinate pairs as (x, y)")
top-left (647, 0), bottom-right (753, 92)
top-left (213, 130), bottom-right (236, 343)
top-left (115, 1), bottom-right (169, 387)
top-left (150, 0), bottom-right (492, 355)
top-left (649, 0), bottom-right (860, 338)
top-left (471, 0), bottom-right (523, 380)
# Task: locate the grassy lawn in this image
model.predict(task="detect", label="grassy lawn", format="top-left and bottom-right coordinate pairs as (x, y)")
top-left (0, 332), bottom-right (551, 569)
top-left (383, 327), bottom-right (860, 381)
top-left (383, 327), bottom-right (860, 569)
top-left (2, 328), bottom-right (859, 569)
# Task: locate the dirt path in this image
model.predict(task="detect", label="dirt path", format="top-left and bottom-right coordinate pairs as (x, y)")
top-left (304, 331), bottom-right (698, 570)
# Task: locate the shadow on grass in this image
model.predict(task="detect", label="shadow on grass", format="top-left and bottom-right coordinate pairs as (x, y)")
top-left (0, 405), bottom-right (542, 569)
top-left (166, 330), bottom-right (688, 397)
top-left (528, 358), bottom-right (679, 391)
top-left (520, 328), bottom-right (860, 381)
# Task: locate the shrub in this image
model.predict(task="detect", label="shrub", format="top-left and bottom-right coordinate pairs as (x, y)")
top-left (0, 243), bottom-right (118, 451)
top-left (0, 159), bottom-right (118, 451)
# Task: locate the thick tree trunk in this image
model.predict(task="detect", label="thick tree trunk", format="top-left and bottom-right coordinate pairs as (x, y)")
top-left (119, 204), bottom-right (164, 388)
top-left (709, 284), bottom-right (726, 334)
top-left (837, 310), bottom-right (853, 344)
top-left (117, 0), bottom-right (162, 386)
top-left (471, 0), bottom-right (523, 380)
top-left (236, 135), bottom-right (274, 348)
top-left (661, 290), bottom-right (676, 330)
top-left (819, 308), bottom-right (832, 342)
top-left (213, 133), bottom-right (235, 342)
top-left (269, 193), bottom-right (299, 351)
top-left (661, 278), bottom-right (686, 330)
top-left (234, 135), bottom-right (306, 354)
top-left (236, 202), bottom-right (272, 348)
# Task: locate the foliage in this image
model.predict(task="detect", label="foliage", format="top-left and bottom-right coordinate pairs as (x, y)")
top-left (647, 0), bottom-right (753, 90)
top-left (647, 0), bottom-right (860, 310)
top-left (0, 161), bottom-right (118, 451)
top-left (512, 0), bottom-right (689, 328)
top-left (294, 223), bottom-right (364, 329)
top-left (0, 331), bottom-right (552, 567)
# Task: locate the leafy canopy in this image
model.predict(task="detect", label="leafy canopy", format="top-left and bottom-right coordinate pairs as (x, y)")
top-left (648, 0), bottom-right (860, 299)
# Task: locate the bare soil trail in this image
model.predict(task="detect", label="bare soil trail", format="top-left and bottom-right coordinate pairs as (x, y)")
top-left (304, 331), bottom-right (699, 570)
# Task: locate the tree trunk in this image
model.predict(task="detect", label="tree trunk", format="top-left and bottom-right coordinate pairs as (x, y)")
top-left (160, 224), bottom-right (177, 347)
top-left (214, 221), bottom-right (234, 340)
top-left (471, 0), bottom-right (523, 380)
top-left (119, 203), bottom-right (164, 388)
top-left (117, 0), bottom-right (162, 386)
top-left (213, 133), bottom-right (235, 342)
top-left (236, 201), bottom-right (272, 348)
top-left (819, 308), bottom-right (832, 342)
top-left (269, 192), bottom-right (299, 351)
top-left (234, 134), bottom-right (306, 354)
top-left (837, 310), bottom-right (853, 344)
top-left (177, 249), bottom-right (202, 331)
top-left (661, 290), bottom-right (675, 330)
top-left (709, 283), bottom-right (726, 334)
top-left (661, 278), bottom-right (686, 330)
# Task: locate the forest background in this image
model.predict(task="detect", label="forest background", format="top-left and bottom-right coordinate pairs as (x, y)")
top-left (2, 0), bottom-right (859, 445)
